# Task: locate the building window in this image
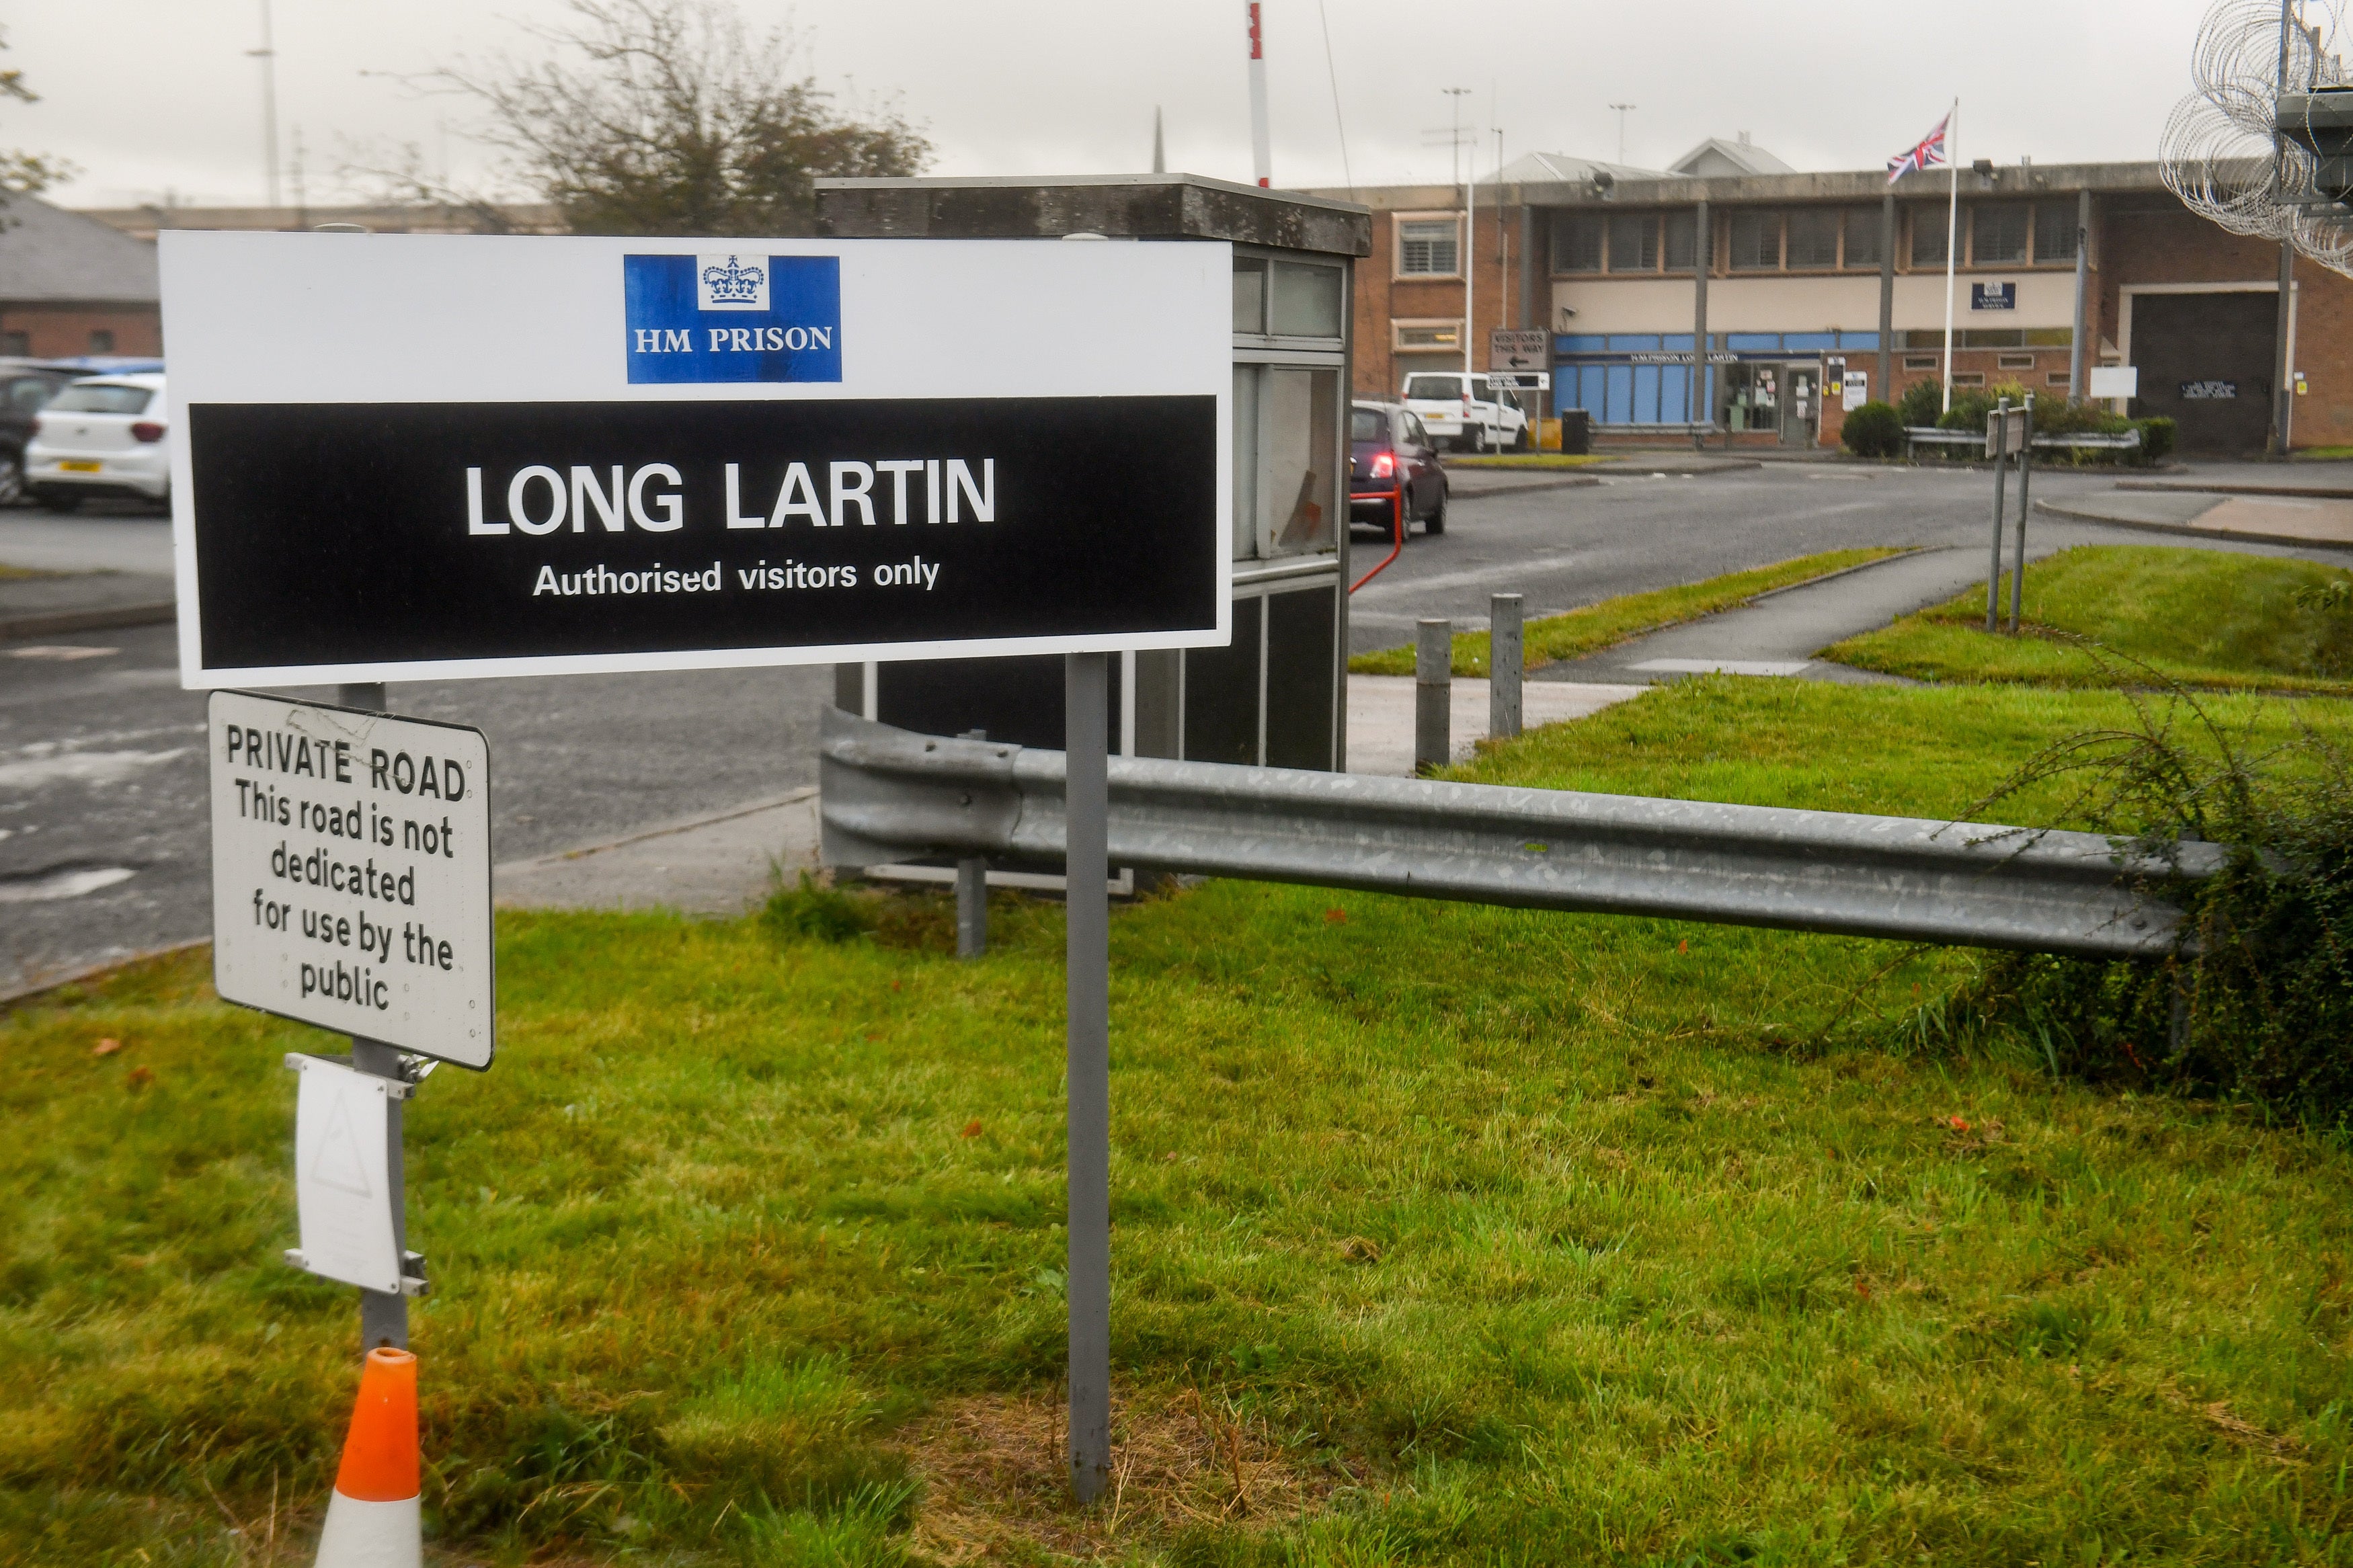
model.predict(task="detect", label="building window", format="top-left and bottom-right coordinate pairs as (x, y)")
top-left (2025, 327), bottom-right (2075, 347)
top-left (1394, 320), bottom-right (1462, 352)
top-left (1397, 216), bottom-right (1460, 276)
top-left (89, 329), bottom-right (116, 354)
top-left (2034, 202), bottom-right (2079, 262)
top-left (0, 331), bottom-right (25, 356)
top-left (1665, 209), bottom-right (1698, 270)
top-left (1606, 212), bottom-right (1658, 272)
top-left (1951, 372), bottom-right (1986, 388)
top-left (1911, 208), bottom-right (1950, 267)
top-left (2047, 371), bottom-right (2071, 386)
top-left (1971, 204), bottom-right (2030, 265)
top-left (1785, 209), bottom-right (1838, 270)
top-left (1728, 210), bottom-right (1781, 270)
top-left (1551, 212), bottom-right (1603, 273)
top-left (1961, 328), bottom-right (2025, 349)
top-left (1842, 207), bottom-right (1884, 268)
top-left (1904, 354), bottom-right (1938, 370)
top-left (1998, 353), bottom-right (2036, 370)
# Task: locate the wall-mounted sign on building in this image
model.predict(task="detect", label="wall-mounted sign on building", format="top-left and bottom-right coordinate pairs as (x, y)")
top-left (1971, 282), bottom-right (2018, 313)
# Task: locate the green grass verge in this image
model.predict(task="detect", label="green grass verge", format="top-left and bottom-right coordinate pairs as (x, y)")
top-left (1440, 453), bottom-right (1615, 470)
top-left (1826, 544), bottom-right (2353, 692)
top-left (11, 679), bottom-right (2353, 1563)
top-left (0, 561), bottom-right (53, 580)
top-left (1351, 548), bottom-right (1907, 677)
top-left (2292, 446), bottom-right (2353, 461)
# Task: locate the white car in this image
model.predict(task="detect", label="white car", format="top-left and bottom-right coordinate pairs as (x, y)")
top-left (1402, 371), bottom-right (1531, 453)
top-left (26, 372), bottom-right (169, 511)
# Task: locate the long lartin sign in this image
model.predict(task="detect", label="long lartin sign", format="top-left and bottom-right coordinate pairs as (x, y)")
top-left (210, 692), bottom-right (494, 1068)
top-left (159, 234), bottom-right (1233, 685)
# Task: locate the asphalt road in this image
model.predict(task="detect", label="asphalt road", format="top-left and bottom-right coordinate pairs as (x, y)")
top-left (8, 462), bottom-right (2352, 995)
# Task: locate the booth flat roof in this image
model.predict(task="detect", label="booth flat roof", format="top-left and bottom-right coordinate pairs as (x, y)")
top-left (814, 173), bottom-right (1373, 258)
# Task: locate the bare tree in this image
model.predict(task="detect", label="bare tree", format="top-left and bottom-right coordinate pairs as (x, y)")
top-left (0, 26), bottom-right (75, 197)
top-left (399, 0), bottom-right (929, 237)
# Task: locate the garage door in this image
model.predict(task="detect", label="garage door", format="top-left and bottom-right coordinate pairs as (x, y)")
top-left (2130, 291), bottom-right (2276, 452)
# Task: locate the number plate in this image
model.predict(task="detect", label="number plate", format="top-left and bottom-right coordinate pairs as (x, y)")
top-left (58, 460), bottom-right (100, 472)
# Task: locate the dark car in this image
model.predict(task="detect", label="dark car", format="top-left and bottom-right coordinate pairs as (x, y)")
top-left (0, 360), bottom-right (87, 505)
top-left (1349, 400), bottom-right (1447, 538)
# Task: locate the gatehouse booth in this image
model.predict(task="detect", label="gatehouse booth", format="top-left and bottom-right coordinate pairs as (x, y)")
top-left (815, 175), bottom-right (1371, 794)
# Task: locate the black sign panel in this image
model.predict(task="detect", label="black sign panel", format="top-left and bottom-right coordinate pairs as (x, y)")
top-left (188, 395), bottom-right (1219, 675)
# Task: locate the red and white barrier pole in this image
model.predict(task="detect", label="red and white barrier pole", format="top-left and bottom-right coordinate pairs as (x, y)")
top-left (1246, 3), bottom-right (1271, 187)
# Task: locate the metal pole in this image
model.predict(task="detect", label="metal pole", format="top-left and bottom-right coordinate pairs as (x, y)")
top-left (1489, 594), bottom-right (1522, 740)
top-left (1245, 3), bottom-right (1271, 188)
top-left (1878, 192), bottom-right (1895, 408)
top-left (337, 680), bottom-right (407, 1354)
top-left (957, 729), bottom-right (988, 958)
top-left (2010, 397), bottom-right (2034, 633)
top-left (2069, 188), bottom-right (2091, 401)
top-left (1062, 653), bottom-right (1111, 1505)
top-left (1691, 199), bottom-right (1710, 431)
top-left (1985, 399), bottom-right (2009, 633)
top-left (1415, 620), bottom-right (1451, 775)
top-left (2275, 0), bottom-right (2298, 456)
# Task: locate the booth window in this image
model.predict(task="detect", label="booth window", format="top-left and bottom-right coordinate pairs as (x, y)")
top-left (1910, 208), bottom-right (1950, 267)
top-left (1728, 210), bottom-right (1781, 271)
top-left (1232, 259), bottom-right (1266, 333)
top-left (1786, 209), bottom-right (1838, 270)
top-left (1664, 210), bottom-right (1698, 270)
top-left (1267, 368), bottom-right (1337, 558)
top-left (1550, 213), bottom-right (1602, 273)
top-left (1397, 216), bottom-right (1460, 276)
top-left (1232, 366), bottom-right (1259, 561)
top-left (1607, 212), bottom-right (1657, 272)
top-left (2034, 201), bottom-right (2079, 263)
top-left (1271, 261), bottom-right (1343, 337)
top-left (1841, 207), bottom-right (1884, 267)
top-left (1972, 203), bottom-right (2029, 265)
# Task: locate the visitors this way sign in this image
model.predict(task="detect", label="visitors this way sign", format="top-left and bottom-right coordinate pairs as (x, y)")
top-left (209, 692), bottom-right (493, 1068)
top-left (160, 233), bottom-right (1234, 687)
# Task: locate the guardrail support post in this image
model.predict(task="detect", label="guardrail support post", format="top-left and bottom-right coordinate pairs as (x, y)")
top-left (1985, 399), bottom-right (2011, 634)
top-left (955, 729), bottom-right (988, 958)
top-left (1063, 654), bottom-right (1111, 1505)
top-left (338, 680), bottom-right (409, 1357)
top-left (2010, 399), bottom-right (2034, 634)
top-left (1415, 619), bottom-right (1451, 776)
top-left (1490, 594), bottom-right (1522, 740)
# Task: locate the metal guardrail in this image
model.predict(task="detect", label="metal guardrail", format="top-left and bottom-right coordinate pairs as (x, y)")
top-left (819, 708), bottom-right (2224, 958)
top-left (1903, 425), bottom-right (2143, 455)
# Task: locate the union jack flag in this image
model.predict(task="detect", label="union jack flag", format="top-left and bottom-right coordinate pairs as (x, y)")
top-left (1887, 114), bottom-right (1950, 183)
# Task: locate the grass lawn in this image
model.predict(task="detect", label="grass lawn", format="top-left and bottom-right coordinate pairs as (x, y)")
top-left (1441, 454), bottom-right (1615, 470)
top-left (1827, 544), bottom-right (2353, 692)
top-left (9, 679), bottom-right (2353, 1565)
top-left (1352, 549), bottom-right (1905, 677)
top-left (0, 561), bottom-right (52, 580)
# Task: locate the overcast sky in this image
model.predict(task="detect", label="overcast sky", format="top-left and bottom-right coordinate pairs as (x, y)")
top-left (9, 1), bottom-right (2249, 210)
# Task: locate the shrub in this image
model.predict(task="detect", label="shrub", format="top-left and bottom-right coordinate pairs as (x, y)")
top-left (1896, 378), bottom-right (1943, 429)
top-left (1906, 678), bottom-right (2353, 1122)
top-left (1840, 400), bottom-right (1903, 458)
top-left (2135, 416), bottom-right (2178, 463)
top-left (761, 870), bottom-right (873, 943)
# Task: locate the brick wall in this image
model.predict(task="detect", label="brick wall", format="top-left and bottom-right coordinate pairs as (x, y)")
top-left (0, 304), bottom-right (162, 359)
top-left (1354, 206), bottom-right (1527, 400)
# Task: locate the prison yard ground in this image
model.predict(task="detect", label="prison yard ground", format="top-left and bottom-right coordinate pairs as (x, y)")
top-left (1349, 548), bottom-right (1905, 679)
top-left (11, 672), bottom-right (2353, 1567)
top-left (1829, 544), bottom-right (2353, 693)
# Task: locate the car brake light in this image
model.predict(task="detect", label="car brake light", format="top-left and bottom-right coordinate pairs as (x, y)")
top-left (1370, 450), bottom-right (1396, 480)
top-left (130, 421), bottom-right (164, 443)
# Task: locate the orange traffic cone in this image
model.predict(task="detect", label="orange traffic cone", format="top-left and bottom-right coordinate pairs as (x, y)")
top-left (313, 1346), bottom-right (421, 1568)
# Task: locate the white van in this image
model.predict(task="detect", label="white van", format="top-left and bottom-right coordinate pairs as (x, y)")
top-left (1401, 372), bottom-right (1531, 453)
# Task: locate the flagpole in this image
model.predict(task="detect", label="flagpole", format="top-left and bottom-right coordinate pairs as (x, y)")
top-left (1942, 97), bottom-right (1960, 415)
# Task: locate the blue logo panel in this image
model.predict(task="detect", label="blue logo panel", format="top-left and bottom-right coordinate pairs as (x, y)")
top-left (623, 254), bottom-right (842, 384)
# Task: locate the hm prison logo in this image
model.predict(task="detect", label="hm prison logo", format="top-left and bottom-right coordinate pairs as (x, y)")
top-left (624, 252), bottom-right (842, 384)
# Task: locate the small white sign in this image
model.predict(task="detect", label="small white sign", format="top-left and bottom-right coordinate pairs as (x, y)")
top-left (1843, 370), bottom-right (1869, 411)
top-left (210, 692), bottom-right (495, 1068)
top-left (1489, 328), bottom-right (1549, 370)
top-left (2089, 365), bottom-right (2139, 399)
top-left (288, 1054), bottom-right (405, 1293)
top-left (1487, 371), bottom-right (1550, 391)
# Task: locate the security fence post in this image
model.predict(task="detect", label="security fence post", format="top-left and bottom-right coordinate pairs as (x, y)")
top-left (1415, 620), bottom-right (1451, 776)
top-left (1490, 594), bottom-right (1523, 740)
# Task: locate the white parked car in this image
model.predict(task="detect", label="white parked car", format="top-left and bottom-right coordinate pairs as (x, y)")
top-left (1401, 371), bottom-right (1531, 453)
top-left (25, 372), bottom-right (168, 511)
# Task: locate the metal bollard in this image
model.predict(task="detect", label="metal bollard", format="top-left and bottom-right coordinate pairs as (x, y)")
top-left (1489, 593), bottom-right (1523, 740)
top-left (956, 729), bottom-right (988, 958)
top-left (1414, 618), bottom-right (1451, 776)
top-left (1985, 397), bottom-right (2010, 634)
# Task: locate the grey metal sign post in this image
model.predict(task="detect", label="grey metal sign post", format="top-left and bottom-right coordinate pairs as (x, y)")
top-left (1063, 653), bottom-right (1112, 1502)
top-left (2009, 399), bottom-right (2036, 634)
top-left (1984, 399), bottom-right (2013, 633)
top-left (339, 681), bottom-right (413, 1354)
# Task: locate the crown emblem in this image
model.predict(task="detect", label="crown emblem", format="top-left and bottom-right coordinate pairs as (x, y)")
top-left (700, 254), bottom-right (765, 304)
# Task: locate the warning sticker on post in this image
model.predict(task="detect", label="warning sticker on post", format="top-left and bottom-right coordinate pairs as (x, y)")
top-left (208, 691), bottom-right (494, 1068)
